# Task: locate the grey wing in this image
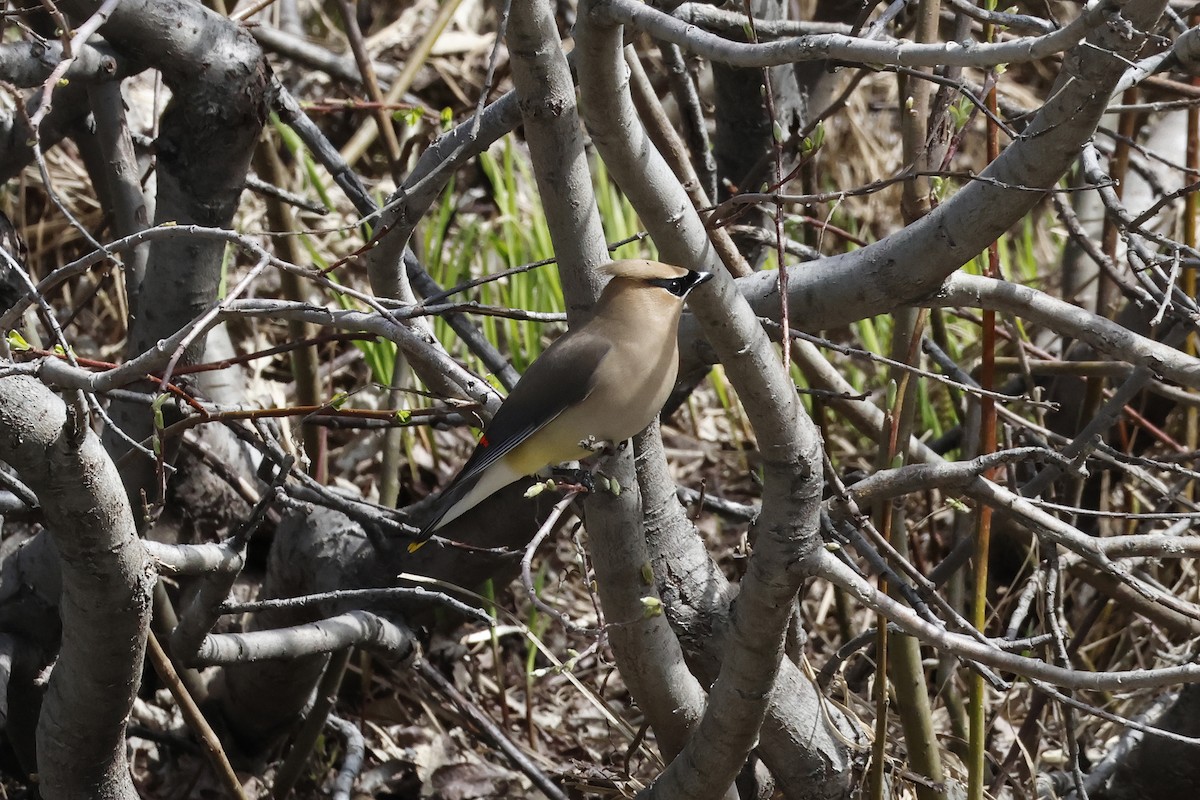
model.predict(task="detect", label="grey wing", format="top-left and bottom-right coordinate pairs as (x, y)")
top-left (414, 331), bottom-right (612, 541)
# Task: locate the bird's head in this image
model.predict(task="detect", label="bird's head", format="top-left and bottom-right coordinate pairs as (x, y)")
top-left (600, 260), bottom-right (713, 304)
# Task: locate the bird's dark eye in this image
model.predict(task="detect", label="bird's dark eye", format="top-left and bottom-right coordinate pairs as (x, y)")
top-left (647, 276), bottom-right (689, 296)
top-left (646, 269), bottom-right (712, 297)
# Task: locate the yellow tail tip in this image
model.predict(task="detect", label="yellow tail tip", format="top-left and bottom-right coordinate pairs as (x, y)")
top-left (407, 541), bottom-right (426, 554)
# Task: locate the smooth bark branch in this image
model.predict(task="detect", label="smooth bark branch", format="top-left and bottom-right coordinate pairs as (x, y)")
top-left (27, 0), bottom-right (120, 131)
top-left (672, 0), bottom-right (1168, 358)
top-left (818, 551), bottom-right (1200, 690)
top-left (829, 452), bottom-right (1133, 579)
top-left (216, 507), bottom-right (370, 752)
top-left (60, 0), bottom-right (270, 503)
top-left (0, 634), bottom-right (14, 728)
top-left (86, 80), bottom-right (150, 303)
top-left (193, 610), bottom-right (414, 665)
top-left (58, 0), bottom-right (268, 358)
top-left (274, 83), bottom-right (518, 400)
top-left (270, 81), bottom-right (378, 218)
top-left (709, 0), bottom-right (805, 270)
top-left (791, 333), bottom-right (1200, 642)
top-left (840, 449), bottom-right (1055, 506)
top-left (508, 0), bottom-right (713, 768)
top-left (32, 297), bottom-right (502, 411)
top-left (327, 715), bottom-right (367, 800)
top-left (1088, 535), bottom-right (1200, 560)
top-left (589, 447), bottom-right (712, 763)
top-left (508, 0), bottom-right (610, 315)
top-left (595, 0), bottom-right (1121, 68)
top-left (671, 4), bottom-right (855, 37)
top-left (253, 24), bottom-right (400, 86)
top-left (367, 91), bottom-right (521, 286)
top-left (0, 84), bottom-right (87, 182)
top-left (635, 426), bottom-right (857, 800)
top-left (0, 41), bottom-right (120, 87)
top-left (576, 3), bottom-right (832, 797)
top-left (797, 327), bottom-right (1191, 583)
top-left (1019, 365), bottom-right (1154, 497)
top-left (405, 252), bottom-right (522, 391)
top-left (145, 540), bottom-right (244, 576)
top-left (928, 273), bottom-right (1200, 388)
top-left (587, 428), bottom-right (709, 763)
top-left (0, 374), bottom-right (153, 800)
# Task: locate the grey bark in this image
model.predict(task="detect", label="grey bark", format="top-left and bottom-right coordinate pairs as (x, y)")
top-left (636, 425), bottom-right (858, 799)
top-left (0, 530), bottom-right (61, 780)
top-left (58, 0), bottom-right (270, 505)
top-left (677, 0), bottom-right (1171, 376)
top-left (590, 441), bottom-right (711, 763)
top-left (216, 506), bottom-right (376, 756)
top-left (1088, 685), bottom-right (1200, 800)
top-left (710, 0), bottom-right (806, 265)
top-left (59, 0), bottom-right (268, 356)
top-left (0, 40), bottom-right (130, 183)
top-left (0, 40), bottom-right (120, 87)
top-left (0, 374), bottom-right (154, 800)
top-left (507, 0), bottom-right (713, 769)
top-left (215, 480), bottom-right (566, 753)
top-left (575, 2), bottom-right (850, 796)
top-left (507, 0), bottom-right (610, 315)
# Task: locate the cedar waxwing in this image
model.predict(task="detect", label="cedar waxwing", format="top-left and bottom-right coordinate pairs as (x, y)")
top-left (409, 259), bottom-right (712, 552)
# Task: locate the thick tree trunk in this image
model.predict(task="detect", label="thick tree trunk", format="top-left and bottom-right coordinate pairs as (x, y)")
top-left (0, 375), bottom-right (153, 800)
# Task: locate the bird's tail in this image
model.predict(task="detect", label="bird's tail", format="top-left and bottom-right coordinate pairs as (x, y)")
top-left (408, 459), bottom-right (526, 552)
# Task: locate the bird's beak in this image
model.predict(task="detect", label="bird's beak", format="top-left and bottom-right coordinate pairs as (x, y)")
top-left (682, 270), bottom-right (713, 297)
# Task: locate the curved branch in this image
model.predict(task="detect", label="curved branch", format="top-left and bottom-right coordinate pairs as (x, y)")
top-left (673, 0), bottom-right (1169, 361)
top-left (0, 40), bottom-right (120, 88)
top-left (0, 374), bottom-right (152, 800)
top-left (928, 273), bottom-right (1200, 389)
top-left (818, 551), bottom-right (1200, 690)
top-left (193, 610), bottom-right (414, 665)
top-left (576, 5), bottom-right (834, 798)
top-left (596, 0), bottom-right (1121, 68)
top-left (507, 0), bottom-right (711, 768)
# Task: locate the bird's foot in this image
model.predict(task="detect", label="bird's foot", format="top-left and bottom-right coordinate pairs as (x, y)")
top-left (551, 467), bottom-right (624, 497)
top-left (550, 466), bottom-right (595, 494)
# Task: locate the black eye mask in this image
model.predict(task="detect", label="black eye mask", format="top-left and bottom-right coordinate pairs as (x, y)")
top-left (646, 270), bottom-right (712, 297)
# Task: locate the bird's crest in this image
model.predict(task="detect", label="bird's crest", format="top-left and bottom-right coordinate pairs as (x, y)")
top-left (601, 259), bottom-right (688, 281)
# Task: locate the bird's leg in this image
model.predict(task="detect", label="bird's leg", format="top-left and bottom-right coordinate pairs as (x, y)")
top-left (548, 433), bottom-right (620, 494)
top-left (577, 436), bottom-right (631, 496)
